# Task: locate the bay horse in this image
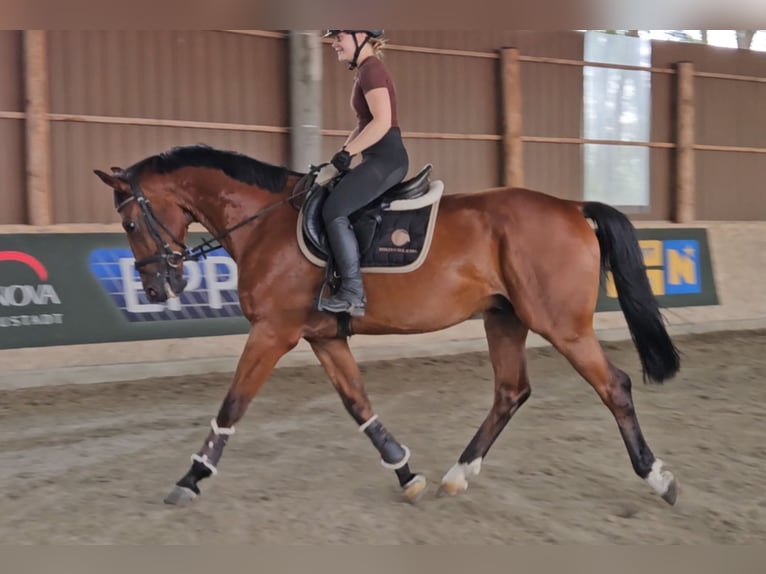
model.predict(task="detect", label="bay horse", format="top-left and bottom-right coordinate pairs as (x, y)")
top-left (94, 143), bottom-right (680, 508)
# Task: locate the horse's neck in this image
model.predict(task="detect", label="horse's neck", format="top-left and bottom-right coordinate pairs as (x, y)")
top-left (186, 175), bottom-right (295, 263)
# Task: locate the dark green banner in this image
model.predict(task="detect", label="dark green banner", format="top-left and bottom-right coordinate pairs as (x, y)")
top-left (595, 227), bottom-right (718, 312)
top-left (0, 233), bottom-right (250, 350)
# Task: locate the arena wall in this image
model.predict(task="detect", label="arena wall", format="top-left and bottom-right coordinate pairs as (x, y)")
top-left (1, 220), bottom-right (764, 389)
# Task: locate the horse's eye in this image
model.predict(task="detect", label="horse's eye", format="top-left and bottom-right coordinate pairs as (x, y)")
top-left (123, 220), bottom-right (137, 233)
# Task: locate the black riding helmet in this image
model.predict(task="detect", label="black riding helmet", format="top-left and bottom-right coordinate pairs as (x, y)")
top-left (323, 30), bottom-right (385, 69)
top-left (323, 30), bottom-right (384, 38)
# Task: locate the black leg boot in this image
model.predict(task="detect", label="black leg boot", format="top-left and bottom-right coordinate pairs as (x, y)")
top-left (320, 216), bottom-right (367, 316)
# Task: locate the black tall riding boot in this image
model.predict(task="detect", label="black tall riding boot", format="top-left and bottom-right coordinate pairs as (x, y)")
top-left (320, 216), bottom-right (366, 316)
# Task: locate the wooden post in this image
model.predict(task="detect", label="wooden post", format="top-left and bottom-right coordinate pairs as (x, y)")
top-left (500, 48), bottom-right (523, 188)
top-left (676, 61), bottom-right (695, 223)
top-left (23, 30), bottom-right (53, 225)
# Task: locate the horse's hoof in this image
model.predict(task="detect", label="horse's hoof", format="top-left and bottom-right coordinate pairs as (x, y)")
top-left (661, 477), bottom-right (678, 506)
top-left (437, 480), bottom-right (467, 497)
top-left (646, 459), bottom-right (678, 506)
top-left (437, 459), bottom-right (480, 497)
top-left (163, 485), bottom-right (197, 506)
top-left (402, 474), bottom-right (428, 504)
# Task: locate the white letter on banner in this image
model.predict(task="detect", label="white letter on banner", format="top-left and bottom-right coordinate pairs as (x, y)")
top-left (204, 256), bottom-right (238, 310)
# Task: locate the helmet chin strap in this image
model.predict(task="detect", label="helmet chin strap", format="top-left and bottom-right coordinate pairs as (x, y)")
top-left (348, 33), bottom-right (371, 70)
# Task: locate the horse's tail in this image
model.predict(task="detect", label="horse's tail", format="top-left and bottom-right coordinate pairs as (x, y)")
top-left (581, 201), bottom-right (680, 383)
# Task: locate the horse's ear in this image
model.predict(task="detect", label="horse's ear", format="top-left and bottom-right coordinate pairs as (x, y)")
top-left (94, 169), bottom-right (129, 191)
top-left (110, 166), bottom-right (124, 174)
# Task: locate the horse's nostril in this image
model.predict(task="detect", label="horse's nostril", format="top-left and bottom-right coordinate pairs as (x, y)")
top-left (147, 287), bottom-right (158, 299)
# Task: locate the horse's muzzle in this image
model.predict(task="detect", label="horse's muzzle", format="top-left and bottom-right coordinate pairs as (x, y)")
top-left (167, 272), bottom-right (188, 298)
top-left (145, 272), bottom-right (188, 303)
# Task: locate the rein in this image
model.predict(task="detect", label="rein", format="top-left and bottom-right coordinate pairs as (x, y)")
top-left (120, 162), bottom-right (328, 271)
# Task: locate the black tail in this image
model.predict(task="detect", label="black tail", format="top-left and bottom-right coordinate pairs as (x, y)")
top-left (582, 202), bottom-right (680, 383)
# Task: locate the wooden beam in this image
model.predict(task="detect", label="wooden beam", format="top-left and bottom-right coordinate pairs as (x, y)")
top-left (676, 61), bottom-right (695, 223)
top-left (322, 128), bottom-right (500, 141)
top-left (23, 30), bottom-right (53, 225)
top-left (48, 113), bottom-right (290, 133)
top-left (520, 55), bottom-right (675, 75)
top-left (694, 144), bottom-right (766, 154)
top-left (695, 70), bottom-right (766, 84)
top-left (223, 30), bottom-right (288, 40)
top-left (381, 43), bottom-right (498, 60)
top-left (501, 48), bottom-right (524, 188)
top-left (522, 136), bottom-right (676, 148)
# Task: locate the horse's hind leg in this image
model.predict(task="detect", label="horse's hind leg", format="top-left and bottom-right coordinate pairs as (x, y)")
top-left (551, 331), bottom-right (678, 505)
top-left (439, 308), bottom-right (531, 496)
top-left (308, 337), bottom-right (427, 504)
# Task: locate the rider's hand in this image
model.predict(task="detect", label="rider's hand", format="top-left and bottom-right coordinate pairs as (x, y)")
top-left (316, 163), bottom-right (339, 186)
top-left (330, 149), bottom-right (352, 172)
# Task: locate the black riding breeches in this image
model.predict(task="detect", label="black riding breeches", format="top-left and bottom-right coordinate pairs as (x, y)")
top-left (322, 127), bottom-right (409, 224)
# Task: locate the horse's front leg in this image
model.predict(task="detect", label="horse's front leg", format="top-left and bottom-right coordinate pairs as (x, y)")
top-left (307, 337), bottom-right (428, 503)
top-left (164, 323), bottom-right (299, 506)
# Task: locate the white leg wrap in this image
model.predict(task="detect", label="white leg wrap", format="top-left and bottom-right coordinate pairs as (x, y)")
top-left (211, 418), bottom-right (235, 436)
top-left (646, 459), bottom-right (674, 495)
top-left (380, 444), bottom-right (411, 470)
top-left (441, 458), bottom-right (483, 490)
top-left (358, 414), bottom-right (379, 433)
top-left (191, 453), bottom-right (218, 476)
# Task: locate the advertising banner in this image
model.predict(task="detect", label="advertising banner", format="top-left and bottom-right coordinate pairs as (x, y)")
top-left (0, 227), bottom-right (718, 349)
top-left (595, 228), bottom-right (718, 311)
top-left (0, 233), bottom-right (249, 350)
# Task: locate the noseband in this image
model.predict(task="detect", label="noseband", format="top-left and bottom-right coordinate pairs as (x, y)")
top-left (118, 181), bottom-right (188, 275)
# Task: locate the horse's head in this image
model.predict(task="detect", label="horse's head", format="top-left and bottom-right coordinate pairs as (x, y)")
top-left (94, 167), bottom-right (191, 303)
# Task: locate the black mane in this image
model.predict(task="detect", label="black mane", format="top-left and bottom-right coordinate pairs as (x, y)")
top-left (126, 144), bottom-right (304, 193)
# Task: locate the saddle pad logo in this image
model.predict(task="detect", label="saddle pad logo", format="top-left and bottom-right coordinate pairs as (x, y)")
top-left (88, 248), bottom-right (243, 322)
top-left (391, 229), bottom-right (411, 247)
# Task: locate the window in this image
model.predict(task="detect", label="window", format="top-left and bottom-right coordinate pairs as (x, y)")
top-left (583, 31), bottom-right (652, 207)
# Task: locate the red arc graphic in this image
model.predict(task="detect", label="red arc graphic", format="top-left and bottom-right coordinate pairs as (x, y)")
top-left (0, 251), bottom-right (48, 281)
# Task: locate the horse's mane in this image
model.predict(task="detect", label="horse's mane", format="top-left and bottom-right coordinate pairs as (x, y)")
top-left (125, 144), bottom-right (304, 194)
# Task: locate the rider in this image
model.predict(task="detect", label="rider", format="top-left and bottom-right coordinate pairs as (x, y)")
top-left (319, 29), bottom-right (409, 317)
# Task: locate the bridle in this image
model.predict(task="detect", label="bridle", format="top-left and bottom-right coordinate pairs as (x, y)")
top-left (116, 163), bottom-right (329, 276)
top-left (117, 181), bottom-right (188, 272)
